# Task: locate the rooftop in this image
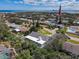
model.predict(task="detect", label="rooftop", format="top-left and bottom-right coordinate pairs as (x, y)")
top-left (63, 42), bottom-right (79, 55)
top-left (25, 32), bottom-right (51, 45)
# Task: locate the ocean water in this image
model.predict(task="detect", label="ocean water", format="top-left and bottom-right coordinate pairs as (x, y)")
top-left (0, 10), bottom-right (79, 14)
top-left (0, 10), bottom-right (23, 13)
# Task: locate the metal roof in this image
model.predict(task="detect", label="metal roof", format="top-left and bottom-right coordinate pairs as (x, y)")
top-left (25, 31), bottom-right (50, 45)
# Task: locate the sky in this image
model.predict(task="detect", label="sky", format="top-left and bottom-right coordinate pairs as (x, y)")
top-left (0, 0), bottom-right (79, 11)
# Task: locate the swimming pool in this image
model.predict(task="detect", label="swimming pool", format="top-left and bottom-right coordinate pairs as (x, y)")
top-left (0, 46), bottom-right (10, 59)
top-left (0, 53), bottom-right (9, 59)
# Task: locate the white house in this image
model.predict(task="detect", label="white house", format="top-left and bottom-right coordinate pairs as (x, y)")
top-left (25, 32), bottom-right (51, 48)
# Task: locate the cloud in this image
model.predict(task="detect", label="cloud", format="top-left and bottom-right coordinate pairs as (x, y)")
top-left (5, 0), bottom-right (24, 4)
top-left (1, 0), bottom-right (79, 11)
top-left (22, 0), bottom-right (79, 6)
top-left (14, 1), bottom-right (23, 4)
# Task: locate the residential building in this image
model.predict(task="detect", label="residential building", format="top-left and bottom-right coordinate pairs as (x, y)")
top-left (63, 42), bottom-right (79, 55)
top-left (73, 20), bottom-right (79, 25)
top-left (6, 22), bottom-right (27, 32)
top-left (45, 18), bottom-right (57, 26)
top-left (25, 32), bottom-right (51, 48)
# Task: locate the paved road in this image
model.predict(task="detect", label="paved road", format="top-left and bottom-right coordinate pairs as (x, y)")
top-left (66, 34), bottom-right (79, 41)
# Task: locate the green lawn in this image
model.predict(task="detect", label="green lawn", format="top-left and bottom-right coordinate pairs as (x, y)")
top-left (67, 39), bottom-right (79, 44)
top-left (38, 28), bottom-right (52, 36)
top-left (67, 33), bottom-right (79, 38)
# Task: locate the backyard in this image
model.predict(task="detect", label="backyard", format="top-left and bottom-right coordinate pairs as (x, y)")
top-left (38, 28), bottom-right (52, 36)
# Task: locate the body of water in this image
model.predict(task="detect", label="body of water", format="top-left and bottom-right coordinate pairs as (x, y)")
top-left (0, 10), bottom-right (79, 14)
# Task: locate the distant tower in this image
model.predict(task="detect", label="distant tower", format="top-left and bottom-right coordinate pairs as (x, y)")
top-left (56, 5), bottom-right (62, 24)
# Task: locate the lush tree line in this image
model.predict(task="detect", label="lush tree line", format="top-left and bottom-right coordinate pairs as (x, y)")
top-left (15, 39), bottom-right (72, 59)
top-left (0, 19), bottom-right (72, 59)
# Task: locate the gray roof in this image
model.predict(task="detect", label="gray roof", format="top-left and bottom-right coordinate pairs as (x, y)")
top-left (52, 33), bottom-right (70, 39)
top-left (29, 32), bottom-right (50, 41)
top-left (63, 42), bottom-right (79, 55)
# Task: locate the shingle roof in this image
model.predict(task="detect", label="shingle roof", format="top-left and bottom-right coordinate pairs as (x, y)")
top-left (63, 42), bottom-right (79, 55)
top-left (29, 32), bottom-right (50, 41)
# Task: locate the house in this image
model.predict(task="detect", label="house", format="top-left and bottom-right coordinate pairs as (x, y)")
top-left (63, 42), bottom-right (79, 55)
top-left (6, 23), bottom-right (21, 29)
top-left (46, 18), bottom-right (57, 26)
top-left (6, 22), bottom-right (27, 32)
top-left (20, 18), bottom-right (28, 21)
top-left (62, 20), bottom-right (69, 24)
top-left (73, 20), bottom-right (79, 25)
top-left (47, 18), bottom-right (56, 23)
top-left (67, 26), bottom-right (79, 34)
top-left (25, 32), bottom-right (51, 48)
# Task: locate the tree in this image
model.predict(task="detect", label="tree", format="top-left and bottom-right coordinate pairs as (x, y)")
top-left (0, 21), bottom-right (9, 35)
top-left (16, 50), bottom-right (32, 59)
top-left (46, 33), bottom-right (67, 51)
top-left (33, 48), bottom-right (47, 59)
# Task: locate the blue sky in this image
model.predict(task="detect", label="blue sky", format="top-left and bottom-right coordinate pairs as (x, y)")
top-left (0, 0), bottom-right (79, 11)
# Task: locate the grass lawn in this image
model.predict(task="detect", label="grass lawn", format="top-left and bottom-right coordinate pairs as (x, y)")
top-left (67, 39), bottom-right (79, 44)
top-left (67, 33), bottom-right (79, 38)
top-left (38, 28), bottom-right (52, 36)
